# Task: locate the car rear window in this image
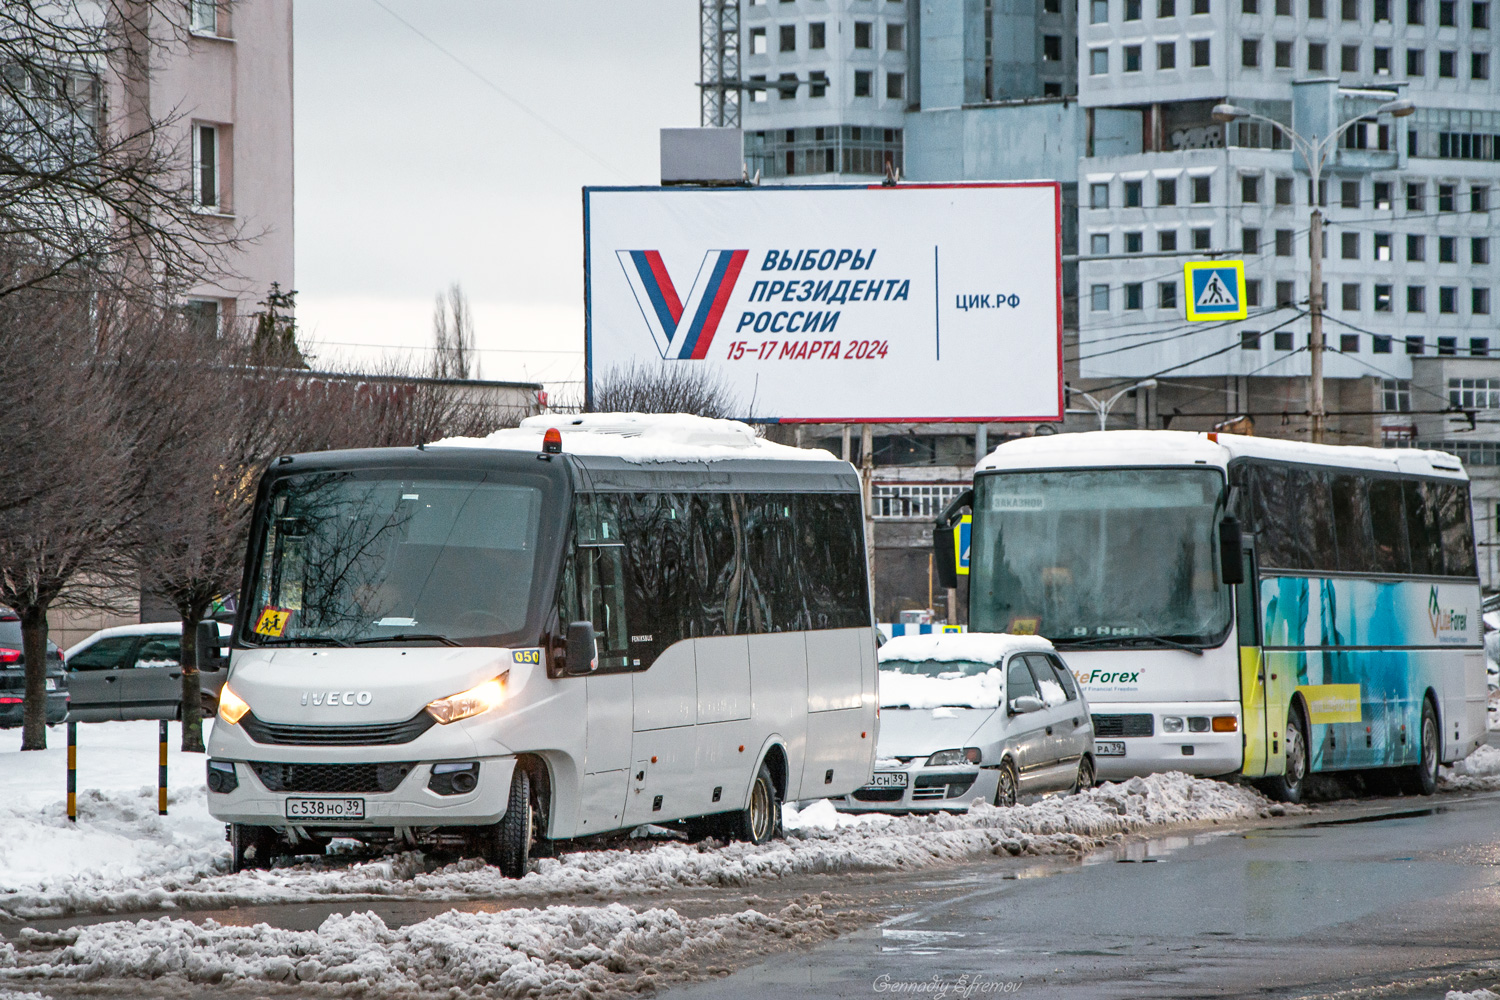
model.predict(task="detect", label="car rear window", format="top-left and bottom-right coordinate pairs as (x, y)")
top-left (0, 622), bottom-right (22, 649)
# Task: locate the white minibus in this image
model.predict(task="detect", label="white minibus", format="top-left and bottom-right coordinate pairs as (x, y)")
top-left (206, 414), bottom-right (877, 874)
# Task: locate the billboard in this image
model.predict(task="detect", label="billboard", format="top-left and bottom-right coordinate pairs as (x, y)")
top-left (583, 183), bottom-right (1063, 422)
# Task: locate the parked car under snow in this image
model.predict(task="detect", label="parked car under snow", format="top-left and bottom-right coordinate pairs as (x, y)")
top-left (836, 633), bottom-right (1095, 812)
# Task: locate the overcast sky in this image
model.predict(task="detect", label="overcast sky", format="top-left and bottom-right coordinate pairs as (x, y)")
top-left (294, 1), bottom-right (700, 398)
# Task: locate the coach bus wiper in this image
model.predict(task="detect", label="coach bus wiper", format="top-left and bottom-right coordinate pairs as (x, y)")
top-left (254, 636), bottom-right (353, 647)
top-left (1055, 635), bottom-right (1204, 656)
top-left (352, 633), bottom-right (462, 647)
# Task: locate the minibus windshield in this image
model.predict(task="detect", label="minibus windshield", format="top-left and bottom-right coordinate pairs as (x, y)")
top-left (970, 467), bottom-right (1231, 646)
top-left (245, 472), bottom-right (545, 647)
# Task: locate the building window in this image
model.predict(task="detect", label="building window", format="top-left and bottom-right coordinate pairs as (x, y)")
top-left (1407, 285), bottom-right (1426, 312)
top-left (809, 70), bottom-right (829, 97)
top-left (1159, 41), bottom-right (1178, 68)
top-left (750, 74), bottom-right (767, 102)
top-left (1408, 234), bottom-right (1426, 261)
top-left (1160, 0), bottom-right (1177, 13)
top-left (1192, 227), bottom-right (1212, 249)
top-left (1375, 232), bottom-right (1392, 259)
top-left (1374, 46), bottom-right (1392, 73)
top-left (183, 298), bottom-right (221, 338)
top-left (1344, 0), bottom-right (1361, 13)
top-left (1376, 283), bottom-right (1394, 310)
top-left (780, 24), bottom-right (796, 51)
top-left (1091, 285), bottom-right (1111, 310)
top-left (1475, 237), bottom-right (1491, 264)
top-left (1374, 334), bottom-right (1394, 353)
top-left (1125, 45), bottom-right (1143, 70)
top-left (1341, 283), bottom-right (1362, 310)
top-left (1191, 175), bottom-right (1210, 203)
top-left (1340, 333), bottom-right (1361, 351)
top-left (1308, 42), bottom-right (1327, 70)
top-left (854, 70), bottom-right (872, 96)
top-left (750, 27), bottom-right (768, 55)
top-left (1274, 40), bottom-right (1294, 67)
top-left (1125, 283), bottom-right (1144, 309)
top-left (190, 0), bottom-right (218, 34)
top-left (1243, 38), bottom-right (1261, 67)
top-left (1274, 330), bottom-right (1295, 350)
top-left (1478, 0), bottom-right (1493, 24)
top-left (1092, 233), bottom-right (1111, 254)
top-left (1439, 183), bottom-right (1456, 211)
top-left (1439, 50), bottom-right (1456, 77)
top-left (1194, 0), bottom-right (1211, 10)
top-left (1242, 329), bottom-right (1262, 349)
top-left (1339, 180), bottom-right (1359, 208)
top-left (1439, 336), bottom-right (1459, 355)
top-left (1044, 35), bottom-right (1063, 60)
top-left (854, 22), bottom-right (873, 48)
top-left (1376, 0), bottom-right (1393, 17)
top-left (1383, 378), bottom-right (1411, 410)
top-left (1093, 0), bottom-right (1110, 20)
top-left (1160, 230), bottom-right (1179, 251)
top-left (1120, 180), bottom-right (1141, 206)
top-left (1192, 38), bottom-right (1212, 65)
top-left (1342, 44), bottom-right (1360, 71)
top-left (1045, 0), bottom-right (1062, 11)
top-left (1476, 287), bottom-right (1493, 314)
top-left (1276, 229), bottom-right (1294, 255)
top-left (1440, 235), bottom-right (1457, 262)
top-left (887, 72), bottom-right (904, 99)
top-left (194, 123), bottom-right (218, 209)
top-left (1277, 0), bottom-right (1292, 12)
top-left (1374, 181), bottom-right (1392, 208)
top-left (1406, 335), bottom-right (1425, 353)
top-left (1409, 0), bottom-right (1426, 21)
top-left (887, 23), bottom-right (905, 50)
top-left (1441, 0), bottom-right (1458, 20)
top-left (1246, 278), bottom-right (1262, 305)
top-left (809, 22), bottom-right (827, 48)
top-left (1246, 0), bottom-right (1260, 10)
top-left (1271, 177), bottom-right (1291, 205)
top-left (1125, 231), bottom-right (1144, 252)
top-left (1473, 338), bottom-right (1491, 356)
top-left (1343, 232), bottom-right (1360, 258)
top-left (1091, 48), bottom-right (1110, 73)
top-left (1240, 175), bottom-right (1261, 203)
top-left (1091, 182), bottom-right (1110, 208)
top-left (1161, 281), bottom-right (1179, 307)
top-left (777, 72), bottom-right (798, 99)
top-left (1440, 286), bottom-right (1459, 312)
top-left (1407, 49), bottom-right (1425, 75)
top-left (1243, 226), bottom-right (1261, 253)
top-left (1157, 177), bottom-right (1177, 205)
top-left (1474, 52), bottom-right (1492, 79)
top-left (1473, 185), bottom-right (1491, 213)
top-left (1406, 182), bottom-right (1424, 211)
top-left (1449, 378), bottom-right (1500, 408)
top-left (1124, 0), bottom-right (1143, 15)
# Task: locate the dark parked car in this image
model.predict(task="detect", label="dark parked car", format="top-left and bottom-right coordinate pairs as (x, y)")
top-left (0, 609), bottom-right (69, 728)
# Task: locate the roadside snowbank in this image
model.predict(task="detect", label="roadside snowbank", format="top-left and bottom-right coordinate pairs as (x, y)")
top-left (1441, 744), bottom-right (1500, 793)
top-left (0, 901), bottom-right (847, 997)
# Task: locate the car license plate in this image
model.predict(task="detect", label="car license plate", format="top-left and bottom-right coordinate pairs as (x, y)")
top-left (865, 771), bottom-right (908, 788)
top-left (1095, 740), bottom-right (1126, 757)
top-left (284, 797), bottom-right (365, 820)
top-left (44, 678), bottom-right (56, 691)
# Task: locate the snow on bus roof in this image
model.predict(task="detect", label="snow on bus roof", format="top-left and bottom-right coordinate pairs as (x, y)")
top-left (977, 430), bottom-right (1467, 479)
top-left (430, 413), bottom-right (839, 464)
top-left (878, 632), bottom-right (1055, 665)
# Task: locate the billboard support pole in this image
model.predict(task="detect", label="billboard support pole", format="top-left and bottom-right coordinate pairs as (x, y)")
top-left (861, 424), bottom-right (875, 585)
top-left (841, 425), bottom-right (851, 462)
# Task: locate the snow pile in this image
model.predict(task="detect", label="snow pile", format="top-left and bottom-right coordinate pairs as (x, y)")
top-left (1447, 991), bottom-right (1500, 1000)
top-left (431, 413), bottom-right (836, 465)
top-left (1441, 744), bottom-right (1500, 792)
top-left (878, 632), bottom-right (1053, 665)
top-left (0, 770), bottom-right (1291, 922)
top-left (878, 668), bottom-right (1004, 710)
top-left (0, 900), bottom-right (847, 997)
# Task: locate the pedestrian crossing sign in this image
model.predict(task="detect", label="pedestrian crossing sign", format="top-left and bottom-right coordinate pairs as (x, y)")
top-left (1184, 261), bottom-right (1248, 321)
top-left (954, 515), bottom-right (971, 577)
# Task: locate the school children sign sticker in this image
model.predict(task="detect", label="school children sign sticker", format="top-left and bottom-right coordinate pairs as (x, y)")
top-left (584, 184), bottom-right (1064, 423)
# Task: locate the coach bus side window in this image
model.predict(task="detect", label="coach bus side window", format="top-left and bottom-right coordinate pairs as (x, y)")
top-left (1404, 481), bottom-right (1443, 575)
top-left (1367, 478), bottom-right (1411, 574)
top-left (1437, 482), bottom-right (1478, 577)
top-left (1330, 473), bottom-right (1375, 574)
top-left (795, 493), bottom-right (871, 630)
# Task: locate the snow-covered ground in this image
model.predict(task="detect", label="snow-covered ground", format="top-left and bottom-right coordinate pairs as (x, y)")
top-left (0, 721), bottom-right (1295, 924)
top-left (1441, 744), bottom-right (1500, 793)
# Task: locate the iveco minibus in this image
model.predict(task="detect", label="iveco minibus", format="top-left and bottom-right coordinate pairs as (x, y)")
top-left (938, 430), bottom-right (1486, 802)
top-left (206, 414), bottom-right (878, 874)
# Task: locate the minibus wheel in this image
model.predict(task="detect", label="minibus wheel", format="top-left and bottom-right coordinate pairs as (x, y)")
top-left (1399, 699), bottom-right (1439, 796)
top-left (230, 823), bottom-right (277, 873)
top-left (481, 768), bottom-right (533, 878)
top-left (734, 762), bottom-right (781, 845)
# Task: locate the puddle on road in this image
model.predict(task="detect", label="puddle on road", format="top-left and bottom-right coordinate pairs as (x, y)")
top-left (1082, 830), bottom-right (1229, 866)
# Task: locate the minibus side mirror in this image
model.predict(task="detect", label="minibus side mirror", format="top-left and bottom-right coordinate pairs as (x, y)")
top-left (1009, 695), bottom-right (1044, 715)
top-left (195, 621), bottom-right (223, 670)
top-left (933, 526), bottom-right (959, 590)
top-left (1219, 518), bottom-right (1245, 585)
top-left (565, 621), bottom-right (598, 676)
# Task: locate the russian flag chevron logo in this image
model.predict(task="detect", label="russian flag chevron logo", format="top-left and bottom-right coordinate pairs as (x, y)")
top-left (616, 249), bottom-right (748, 360)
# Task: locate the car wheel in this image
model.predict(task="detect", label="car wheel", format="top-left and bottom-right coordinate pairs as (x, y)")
top-left (230, 823), bottom-right (278, 873)
top-left (1072, 755), bottom-right (1096, 794)
top-left (1262, 704), bottom-right (1309, 804)
top-left (734, 762), bottom-right (781, 845)
top-left (994, 760), bottom-right (1018, 807)
top-left (480, 767), bottom-right (533, 878)
top-left (1398, 699), bottom-right (1440, 796)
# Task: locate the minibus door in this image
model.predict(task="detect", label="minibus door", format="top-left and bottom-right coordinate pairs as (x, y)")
top-left (1236, 543), bottom-right (1271, 778)
top-left (574, 540), bottom-right (633, 835)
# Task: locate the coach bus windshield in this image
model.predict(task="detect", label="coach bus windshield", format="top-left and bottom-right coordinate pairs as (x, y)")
top-left (243, 470), bottom-right (554, 648)
top-left (970, 468), bottom-right (1231, 647)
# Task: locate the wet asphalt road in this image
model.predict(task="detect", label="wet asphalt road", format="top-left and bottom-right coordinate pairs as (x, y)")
top-left (665, 789), bottom-right (1500, 1000)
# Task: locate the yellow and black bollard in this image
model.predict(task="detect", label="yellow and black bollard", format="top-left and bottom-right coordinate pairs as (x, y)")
top-left (158, 720), bottom-right (168, 816)
top-left (67, 721), bottom-right (77, 823)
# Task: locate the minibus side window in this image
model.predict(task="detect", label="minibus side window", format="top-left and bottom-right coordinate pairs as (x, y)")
top-left (563, 496), bottom-right (632, 672)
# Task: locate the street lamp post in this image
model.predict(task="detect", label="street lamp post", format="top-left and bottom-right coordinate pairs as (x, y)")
top-left (1074, 379), bottom-right (1158, 431)
top-left (1212, 99), bottom-right (1414, 445)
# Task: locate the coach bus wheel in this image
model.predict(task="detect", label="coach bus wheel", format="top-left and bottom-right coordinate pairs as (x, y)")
top-left (995, 760), bottom-right (1019, 807)
top-left (1264, 704), bottom-right (1309, 804)
top-left (1400, 700), bottom-right (1439, 797)
top-left (481, 768), bottom-right (534, 878)
top-left (735, 762), bottom-right (781, 845)
top-left (230, 823), bottom-right (278, 873)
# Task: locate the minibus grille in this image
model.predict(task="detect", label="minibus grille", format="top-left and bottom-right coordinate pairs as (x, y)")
top-left (240, 711), bottom-right (435, 746)
top-left (1091, 714), bottom-right (1154, 737)
top-left (250, 761), bottom-right (414, 793)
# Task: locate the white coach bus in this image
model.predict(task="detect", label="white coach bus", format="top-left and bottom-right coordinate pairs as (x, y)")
top-left (206, 414), bottom-right (877, 874)
top-left (938, 430), bottom-right (1486, 802)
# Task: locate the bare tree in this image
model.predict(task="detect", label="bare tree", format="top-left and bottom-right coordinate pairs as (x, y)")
top-left (431, 283), bottom-right (477, 380)
top-left (589, 360), bottom-right (743, 418)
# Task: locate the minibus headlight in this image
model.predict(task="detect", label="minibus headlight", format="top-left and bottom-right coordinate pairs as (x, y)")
top-left (425, 674), bottom-right (508, 725)
top-left (218, 685), bottom-right (250, 725)
top-left (1161, 715), bottom-right (1185, 733)
top-left (926, 747), bottom-right (981, 766)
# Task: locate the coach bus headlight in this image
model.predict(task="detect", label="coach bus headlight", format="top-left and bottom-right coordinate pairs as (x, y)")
top-left (1161, 716), bottom-right (1184, 733)
top-left (425, 674), bottom-right (508, 725)
top-left (218, 685), bottom-right (251, 726)
top-left (1212, 716), bottom-right (1238, 733)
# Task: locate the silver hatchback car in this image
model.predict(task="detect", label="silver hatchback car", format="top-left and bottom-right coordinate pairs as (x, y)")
top-left (837, 633), bottom-right (1095, 812)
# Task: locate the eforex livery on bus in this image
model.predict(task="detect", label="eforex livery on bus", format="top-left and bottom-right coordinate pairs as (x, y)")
top-left (583, 183), bottom-right (1064, 423)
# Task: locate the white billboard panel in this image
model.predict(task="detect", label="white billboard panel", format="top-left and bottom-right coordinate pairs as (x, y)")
top-left (584, 183), bottom-right (1063, 423)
